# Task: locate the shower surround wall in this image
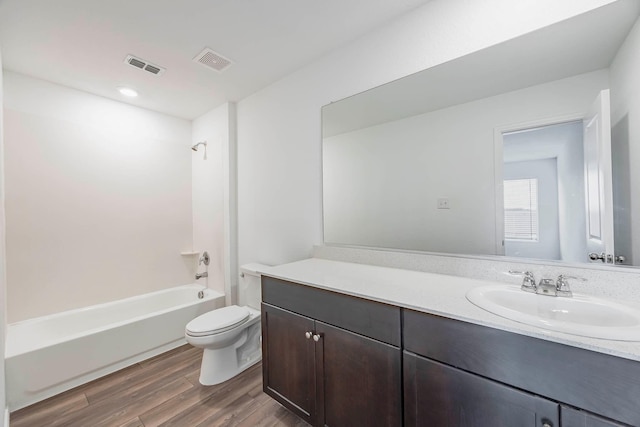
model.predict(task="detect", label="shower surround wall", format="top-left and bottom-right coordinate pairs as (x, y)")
top-left (3, 72), bottom-right (194, 323)
top-left (191, 102), bottom-right (237, 300)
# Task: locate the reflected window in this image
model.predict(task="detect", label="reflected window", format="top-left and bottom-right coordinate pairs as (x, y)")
top-left (504, 179), bottom-right (539, 241)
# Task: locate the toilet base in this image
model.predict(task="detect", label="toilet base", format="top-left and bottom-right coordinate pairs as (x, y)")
top-left (198, 321), bottom-right (262, 386)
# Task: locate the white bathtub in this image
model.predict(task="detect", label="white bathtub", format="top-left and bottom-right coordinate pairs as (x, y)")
top-left (5, 284), bottom-right (224, 411)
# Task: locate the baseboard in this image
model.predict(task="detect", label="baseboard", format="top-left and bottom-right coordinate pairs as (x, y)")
top-left (4, 407), bottom-right (9, 427)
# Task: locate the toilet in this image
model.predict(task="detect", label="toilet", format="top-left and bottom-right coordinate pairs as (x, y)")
top-left (185, 263), bottom-right (268, 385)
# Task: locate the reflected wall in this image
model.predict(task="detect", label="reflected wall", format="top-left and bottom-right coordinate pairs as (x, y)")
top-left (322, 1), bottom-right (640, 267)
top-left (324, 71), bottom-right (607, 255)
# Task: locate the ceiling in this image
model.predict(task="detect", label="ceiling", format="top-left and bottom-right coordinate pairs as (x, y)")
top-left (0, 0), bottom-right (431, 120)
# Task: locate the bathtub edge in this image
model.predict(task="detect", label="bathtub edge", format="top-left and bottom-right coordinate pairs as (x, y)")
top-left (6, 285), bottom-right (224, 358)
top-left (8, 338), bottom-right (188, 412)
top-left (7, 286), bottom-right (225, 411)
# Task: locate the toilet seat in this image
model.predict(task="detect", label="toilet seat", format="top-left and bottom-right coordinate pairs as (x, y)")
top-left (186, 305), bottom-right (251, 337)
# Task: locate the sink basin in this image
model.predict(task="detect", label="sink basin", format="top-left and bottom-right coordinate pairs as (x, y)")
top-left (466, 285), bottom-right (640, 341)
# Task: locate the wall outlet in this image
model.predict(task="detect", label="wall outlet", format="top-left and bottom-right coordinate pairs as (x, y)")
top-left (437, 198), bottom-right (450, 209)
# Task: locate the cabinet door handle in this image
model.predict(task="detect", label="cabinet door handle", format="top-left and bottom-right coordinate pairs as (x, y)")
top-left (305, 331), bottom-right (312, 339)
top-left (313, 334), bottom-right (321, 342)
top-left (542, 422), bottom-right (552, 427)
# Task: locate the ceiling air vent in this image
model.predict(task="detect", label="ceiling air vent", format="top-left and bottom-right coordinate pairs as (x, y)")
top-left (123, 54), bottom-right (166, 76)
top-left (193, 48), bottom-right (232, 72)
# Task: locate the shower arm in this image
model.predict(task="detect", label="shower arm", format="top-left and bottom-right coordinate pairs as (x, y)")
top-left (191, 141), bottom-right (207, 150)
top-left (191, 141), bottom-right (208, 160)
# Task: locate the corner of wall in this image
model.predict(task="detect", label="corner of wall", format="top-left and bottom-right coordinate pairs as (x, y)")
top-left (224, 102), bottom-right (238, 306)
top-left (0, 47), bottom-right (9, 427)
top-left (191, 102), bottom-right (237, 304)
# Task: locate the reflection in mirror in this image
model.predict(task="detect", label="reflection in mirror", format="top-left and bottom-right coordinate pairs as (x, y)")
top-left (322, 0), bottom-right (640, 267)
top-left (501, 120), bottom-right (585, 263)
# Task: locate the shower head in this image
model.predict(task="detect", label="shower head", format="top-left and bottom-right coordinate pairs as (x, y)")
top-left (191, 141), bottom-right (208, 160)
top-left (191, 141), bottom-right (207, 151)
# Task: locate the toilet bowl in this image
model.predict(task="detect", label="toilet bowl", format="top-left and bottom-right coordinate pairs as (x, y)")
top-left (185, 263), bottom-right (267, 386)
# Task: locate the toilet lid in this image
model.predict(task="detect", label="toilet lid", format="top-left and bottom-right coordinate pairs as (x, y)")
top-left (186, 305), bottom-right (250, 337)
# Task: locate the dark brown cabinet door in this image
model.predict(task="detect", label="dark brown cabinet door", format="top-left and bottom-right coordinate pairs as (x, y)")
top-left (316, 321), bottom-right (402, 427)
top-left (262, 303), bottom-right (316, 424)
top-left (561, 406), bottom-right (626, 427)
top-left (404, 351), bottom-right (559, 427)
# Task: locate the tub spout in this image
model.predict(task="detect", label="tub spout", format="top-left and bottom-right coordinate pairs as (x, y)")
top-left (195, 272), bottom-right (208, 280)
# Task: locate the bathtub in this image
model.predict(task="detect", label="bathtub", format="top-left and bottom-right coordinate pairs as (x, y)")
top-left (5, 284), bottom-right (224, 411)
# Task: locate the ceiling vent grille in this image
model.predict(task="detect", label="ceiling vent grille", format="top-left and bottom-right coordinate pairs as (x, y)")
top-left (124, 54), bottom-right (166, 76)
top-left (193, 48), bottom-right (232, 72)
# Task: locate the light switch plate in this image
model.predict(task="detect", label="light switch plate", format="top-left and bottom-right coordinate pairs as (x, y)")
top-left (437, 198), bottom-right (450, 209)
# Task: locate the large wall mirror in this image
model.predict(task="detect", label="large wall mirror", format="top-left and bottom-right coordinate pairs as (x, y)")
top-left (322, 0), bottom-right (640, 268)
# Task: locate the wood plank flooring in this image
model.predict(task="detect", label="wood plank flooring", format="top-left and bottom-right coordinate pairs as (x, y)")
top-left (10, 345), bottom-right (310, 427)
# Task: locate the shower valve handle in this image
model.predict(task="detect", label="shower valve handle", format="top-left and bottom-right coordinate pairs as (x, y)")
top-left (199, 251), bottom-right (210, 266)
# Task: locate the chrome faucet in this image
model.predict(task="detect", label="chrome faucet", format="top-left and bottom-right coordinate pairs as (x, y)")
top-left (195, 272), bottom-right (208, 280)
top-left (509, 271), bottom-right (585, 297)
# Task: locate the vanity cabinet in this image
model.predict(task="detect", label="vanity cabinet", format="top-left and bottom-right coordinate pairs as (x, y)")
top-left (261, 304), bottom-right (316, 424)
top-left (403, 309), bottom-right (640, 427)
top-left (261, 276), bottom-right (402, 427)
top-left (403, 352), bottom-right (629, 427)
top-left (261, 273), bottom-right (640, 426)
top-left (404, 352), bottom-right (558, 426)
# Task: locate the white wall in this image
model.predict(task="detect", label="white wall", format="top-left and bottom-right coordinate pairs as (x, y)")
top-left (237, 0), bottom-right (616, 268)
top-left (323, 71), bottom-right (605, 255)
top-left (191, 103), bottom-right (237, 299)
top-left (3, 72), bottom-right (194, 322)
top-left (610, 16), bottom-right (640, 265)
top-left (0, 49), bottom-right (8, 427)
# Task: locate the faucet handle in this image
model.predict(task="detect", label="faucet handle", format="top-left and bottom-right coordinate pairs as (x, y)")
top-left (199, 251), bottom-right (210, 266)
top-left (508, 270), bottom-right (536, 292)
top-left (555, 275), bottom-right (586, 297)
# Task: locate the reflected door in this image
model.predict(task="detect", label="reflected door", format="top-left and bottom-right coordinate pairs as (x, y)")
top-left (584, 90), bottom-right (615, 263)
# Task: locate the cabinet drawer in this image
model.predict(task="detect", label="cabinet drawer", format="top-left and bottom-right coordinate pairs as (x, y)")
top-left (403, 309), bottom-right (640, 426)
top-left (561, 406), bottom-right (627, 427)
top-left (262, 276), bottom-right (401, 346)
top-left (404, 351), bottom-right (558, 426)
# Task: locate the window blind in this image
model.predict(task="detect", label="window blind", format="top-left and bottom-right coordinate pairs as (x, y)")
top-left (504, 178), bottom-right (539, 241)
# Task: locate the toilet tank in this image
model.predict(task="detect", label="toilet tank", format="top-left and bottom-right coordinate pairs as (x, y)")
top-left (238, 263), bottom-right (271, 309)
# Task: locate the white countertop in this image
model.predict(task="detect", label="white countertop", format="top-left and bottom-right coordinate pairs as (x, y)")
top-left (263, 258), bottom-right (640, 362)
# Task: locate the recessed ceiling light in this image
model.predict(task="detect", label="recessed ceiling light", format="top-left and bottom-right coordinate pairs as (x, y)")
top-left (117, 86), bottom-right (138, 97)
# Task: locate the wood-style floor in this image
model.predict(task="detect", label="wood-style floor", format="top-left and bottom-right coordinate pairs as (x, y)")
top-left (10, 344), bottom-right (310, 427)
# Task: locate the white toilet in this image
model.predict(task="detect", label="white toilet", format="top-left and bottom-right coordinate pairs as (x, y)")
top-left (185, 263), bottom-right (267, 385)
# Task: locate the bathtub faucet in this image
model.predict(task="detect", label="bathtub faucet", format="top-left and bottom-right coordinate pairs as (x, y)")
top-left (195, 272), bottom-right (208, 280)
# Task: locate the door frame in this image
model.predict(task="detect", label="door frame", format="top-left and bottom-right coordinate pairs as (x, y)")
top-left (493, 112), bottom-right (585, 256)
